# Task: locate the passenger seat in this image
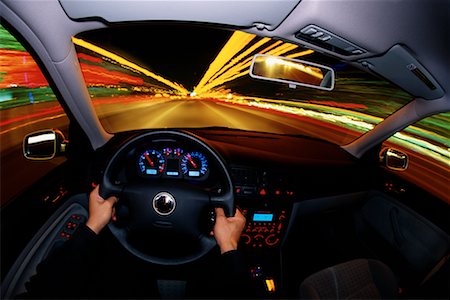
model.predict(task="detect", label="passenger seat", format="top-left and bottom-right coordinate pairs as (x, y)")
top-left (299, 259), bottom-right (398, 299)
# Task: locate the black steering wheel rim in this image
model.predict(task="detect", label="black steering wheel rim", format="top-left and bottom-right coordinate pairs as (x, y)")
top-left (99, 130), bottom-right (234, 265)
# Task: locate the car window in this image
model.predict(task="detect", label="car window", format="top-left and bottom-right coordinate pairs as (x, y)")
top-left (0, 24), bottom-right (69, 206)
top-left (74, 24), bottom-right (412, 146)
top-left (383, 112), bottom-right (450, 203)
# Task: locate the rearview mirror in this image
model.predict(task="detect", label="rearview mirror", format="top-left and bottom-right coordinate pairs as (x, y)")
top-left (23, 129), bottom-right (67, 160)
top-left (250, 54), bottom-right (335, 91)
top-left (379, 148), bottom-right (408, 171)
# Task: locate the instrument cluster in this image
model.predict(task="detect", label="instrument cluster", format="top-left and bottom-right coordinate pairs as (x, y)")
top-left (137, 146), bottom-right (209, 179)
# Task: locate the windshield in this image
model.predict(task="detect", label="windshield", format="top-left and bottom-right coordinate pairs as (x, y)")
top-left (74, 24), bottom-right (412, 145)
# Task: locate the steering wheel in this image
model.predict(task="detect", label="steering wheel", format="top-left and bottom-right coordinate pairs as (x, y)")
top-left (98, 130), bottom-right (234, 265)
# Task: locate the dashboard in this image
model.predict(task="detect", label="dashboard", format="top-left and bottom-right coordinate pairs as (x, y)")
top-left (100, 129), bottom-right (362, 254)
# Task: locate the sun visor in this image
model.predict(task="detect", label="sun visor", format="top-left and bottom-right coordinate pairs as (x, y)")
top-left (58, 0), bottom-right (300, 29)
top-left (360, 45), bottom-right (444, 100)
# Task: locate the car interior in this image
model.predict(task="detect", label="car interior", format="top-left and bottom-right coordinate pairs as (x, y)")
top-left (1, 0), bottom-right (449, 299)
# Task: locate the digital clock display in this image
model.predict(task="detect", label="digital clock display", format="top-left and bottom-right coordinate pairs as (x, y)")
top-left (252, 213), bottom-right (274, 222)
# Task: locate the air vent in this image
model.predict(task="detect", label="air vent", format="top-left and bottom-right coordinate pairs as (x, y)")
top-left (296, 25), bottom-right (366, 56)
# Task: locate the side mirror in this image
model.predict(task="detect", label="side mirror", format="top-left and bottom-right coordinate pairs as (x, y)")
top-left (379, 148), bottom-right (408, 171)
top-left (23, 129), bottom-right (68, 160)
top-left (249, 54), bottom-right (335, 91)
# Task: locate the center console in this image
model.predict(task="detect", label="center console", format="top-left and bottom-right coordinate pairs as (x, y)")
top-left (231, 166), bottom-right (296, 298)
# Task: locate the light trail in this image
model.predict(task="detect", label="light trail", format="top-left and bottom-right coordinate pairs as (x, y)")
top-left (0, 49), bottom-right (48, 88)
top-left (72, 37), bottom-right (188, 94)
top-left (0, 114), bottom-right (66, 135)
top-left (390, 132), bottom-right (450, 166)
top-left (207, 37), bottom-right (271, 83)
top-left (286, 50), bottom-right (315, 59)
top-left (80, 64), bottom-right (144, 86)
top-left (265, 43), bottom-right (298, 57)
top-left (213, 95), bottom-right (449, 166)
top-left (194, 31), bottom-right (256, 95)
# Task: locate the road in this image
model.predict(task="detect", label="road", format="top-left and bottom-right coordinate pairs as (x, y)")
top-left (95, 97), bottom-right (358, 143)
top-left (1, 97), bottom-right (448, 205)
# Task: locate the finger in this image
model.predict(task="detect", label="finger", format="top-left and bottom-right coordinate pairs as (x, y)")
top-left (91, 185), bottom-right (100, 198)
top-left (235, 208), bottom-right (246, 220)
top-left (112, 207), bottom-right (117, 222)
top-left (234, 207), bottom-right (243, 216)
top-left (214, 207), bottom-right (226, 218)
top-left (91, 185), bottom-right (106, 202)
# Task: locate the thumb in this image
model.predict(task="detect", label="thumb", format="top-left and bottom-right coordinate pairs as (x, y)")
top-left (105, 196), bottom-right (118, 207)
top-left (215, 207), bottom-right (226, 218)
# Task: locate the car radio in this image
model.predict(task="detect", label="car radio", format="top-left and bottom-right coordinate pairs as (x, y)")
top-left (241, 209), bottom-right (288, 248)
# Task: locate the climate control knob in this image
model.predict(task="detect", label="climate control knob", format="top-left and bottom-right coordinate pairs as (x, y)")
top-left (265, 234), bottom-right (280, 246)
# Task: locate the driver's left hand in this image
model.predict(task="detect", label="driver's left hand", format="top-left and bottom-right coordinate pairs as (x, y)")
top-left (86, 185), bottom-right (118, 234)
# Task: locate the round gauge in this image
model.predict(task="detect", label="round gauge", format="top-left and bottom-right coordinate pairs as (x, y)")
top-left (138, 150), bottom-right (165, 176)
top-left (181, 152), bottom-right (208, 178)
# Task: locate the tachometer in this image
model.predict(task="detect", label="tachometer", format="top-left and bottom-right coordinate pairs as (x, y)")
top-left (138, 150), bottom-right (165, 176)
top-left (181, 152), bottom-right (208, 178)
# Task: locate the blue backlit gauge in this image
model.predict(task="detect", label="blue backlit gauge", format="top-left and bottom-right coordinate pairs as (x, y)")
top-left (181, 152), bottom-right (208, 178)
top-left (138, 150), bottom-right (165, 176)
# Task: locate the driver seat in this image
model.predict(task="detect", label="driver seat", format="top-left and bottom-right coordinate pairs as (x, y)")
top-left (299, 259), bottom-right (398, 299)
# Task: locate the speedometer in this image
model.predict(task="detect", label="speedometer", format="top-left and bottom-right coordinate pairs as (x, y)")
top-left (138, 150), bottom-right (165, 176)
top-left (181, 152), bottom-right (208, 178)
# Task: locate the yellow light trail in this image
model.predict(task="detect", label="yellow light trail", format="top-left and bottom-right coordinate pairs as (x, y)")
top-left (194, 31), bottom-right (255, 94)
top-left (265, 43), bottom-right (298, 56)
top-left (194, 34), bottom-right (314, 95)
top-left (207, 37), bottom-right (271, 84)
top-left (286, 50), bottom-right (315, 59)
top-left (72, 37), bottom-right (188, 94)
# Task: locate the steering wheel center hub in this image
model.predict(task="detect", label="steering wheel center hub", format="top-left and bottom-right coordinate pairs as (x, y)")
top-left (152, 191), bottom-right (176, 216)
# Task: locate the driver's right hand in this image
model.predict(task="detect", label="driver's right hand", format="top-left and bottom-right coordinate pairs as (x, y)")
top-left (211, 207), bottom-right (246, 254)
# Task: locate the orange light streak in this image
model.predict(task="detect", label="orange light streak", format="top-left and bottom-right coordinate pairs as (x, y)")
top-left (80, 63), bottom-right (144, 85)
top-left (0, 114), bottom-right (66, 135)
top-left (0, 49), bottom-right (48, 88)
